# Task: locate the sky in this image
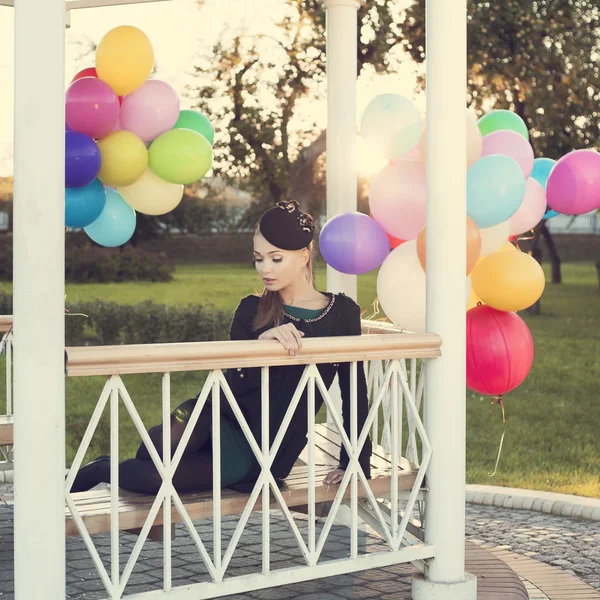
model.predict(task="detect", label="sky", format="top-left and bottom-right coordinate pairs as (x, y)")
top-left (0, 0), bottom-right (423, 177)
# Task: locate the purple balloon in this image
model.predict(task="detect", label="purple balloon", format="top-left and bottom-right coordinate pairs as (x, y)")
top-left (546, 149), bottom-right (600, 215)
top-left (319, 212), bottom-right (390, 275)
top-left (65, 131), bottom-right (102, 188)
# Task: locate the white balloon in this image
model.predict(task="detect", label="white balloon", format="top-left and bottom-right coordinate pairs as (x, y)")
top-left (419, 109), bottom-right (483, 167)
top-left (119, 167), bottom-right (184, 216)
top-left (509, 178), bottom-right (547, 236)
top-left (378, 241), bottom-right (473, 331)
top-left (360, 94), bottom-right (422, 162)
top-left (479, 220), bottom-right (511, 257)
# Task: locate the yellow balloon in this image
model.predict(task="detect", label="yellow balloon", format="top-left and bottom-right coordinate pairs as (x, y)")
top-left (97, 131), bottom-right (148, 187)
top-left (467, 288), bottom-right (484, 311)
top-left (471, 251), bottom-right (545, 311)
top-left (499, 241), bottom-right (518, 252)
top-left (96, 26), bottom-right (154, 96)
top-left (119, 168), bottom-right (184, 215)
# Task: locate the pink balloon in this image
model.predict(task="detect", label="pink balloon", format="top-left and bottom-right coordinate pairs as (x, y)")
top-left (482, 130), bottom-right (534, 178)
top-left (120, 80), bottom-right (180, 143)
top-left (369, 159), bottom-right (427, 240)
top-left (65, 77), bottom-right (120, 139)
top-left (509, 178), bottom-right (547, 236)
top-left (546, 149), bottom-right (600, 215)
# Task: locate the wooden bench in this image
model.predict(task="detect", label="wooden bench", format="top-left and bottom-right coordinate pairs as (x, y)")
top-left (65, 424), bottom-right (419, 538)
top-left (0, 415), bottom-right (13, 446)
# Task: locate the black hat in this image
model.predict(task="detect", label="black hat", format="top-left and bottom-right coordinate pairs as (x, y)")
top-left (258, 199), bottom-right (315, 250)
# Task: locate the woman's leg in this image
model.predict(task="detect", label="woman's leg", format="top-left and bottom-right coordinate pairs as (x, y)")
top-left (135, 397), bottom-right (211, 461)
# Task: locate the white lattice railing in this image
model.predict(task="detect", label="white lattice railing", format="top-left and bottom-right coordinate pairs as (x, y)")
top-left (63, 325), bottom-right (440, 599)
top-left (0, 316), bottom-right (13, 465)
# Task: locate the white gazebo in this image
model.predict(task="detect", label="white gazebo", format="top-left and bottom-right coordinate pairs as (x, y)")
top-left (7, 0), bottom-right (475, 598)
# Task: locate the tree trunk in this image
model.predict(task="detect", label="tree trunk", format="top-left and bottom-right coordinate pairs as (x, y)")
top-left (527, 244), bottom-right (543, 315)
top-left (289, 129), bottom-right (327, 213)
top-left (539, 220), bottom-right (562, 283)
top-left (596, 259), bottom-right (600, 291)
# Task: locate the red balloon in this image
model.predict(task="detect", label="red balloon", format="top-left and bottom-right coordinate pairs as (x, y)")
top-left (387, 233), bottom-right (405, 249)
top-left (72, 67), bottom-right (98, 83)
top-left (466, 305), bottom-right (534, 396)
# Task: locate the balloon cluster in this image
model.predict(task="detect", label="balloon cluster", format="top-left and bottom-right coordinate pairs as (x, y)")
top-left (320, 93), bottom-right (600, 398)
top-left (65, 26), bottom-right (214, 247)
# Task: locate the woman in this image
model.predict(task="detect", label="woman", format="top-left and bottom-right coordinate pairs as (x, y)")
top-left (72, 199), bottom-right (372, 494)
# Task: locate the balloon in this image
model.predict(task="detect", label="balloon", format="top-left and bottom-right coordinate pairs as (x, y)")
top-left (471, 250), bottom-right (545, 312)
top-left (499, 241), bottom-right (518, 252)
top-left (416, 216), bottom-right (481, 275)
top-left (530, 157), bottom-right (556, 190)
top-left (467, 287), bottom-right (483, 311)
top-left (319, 212), bottom-right (390, 275)
top-left (481, 130), bottom-right (534, 178)
top-left (96, 26), bottom-right (154, 96)
top-left (479, 220), bottom-right (510, 257)
top-left (477, 109), bottom-right (529, 140)
top-left (71, 67), bottom-right (97, 82)
top-left (65, 179), bottom-right (106, 228)
top-left (120, 80), bottom-right (180, 143)
top-left (387, 233), bottom-right (405, 249)
top-left (509, 178), bottom-right (547, 236)
top-left (467, 155), bottom-right (526, 228)
top-left (546, 149), bottom-right (600, 215)
top-left (118, 167), bottom-right (184, 215)
top-left (377, 241), bottom-right (472, 331)
top-left (148, 128), bottom-right (212, 185)
top-left (360, 94), bottom-right (422, 161)
top-left (369, 160), bottom-right (427, 240)
top-left (65, 131), bottom-right (101, 188)
top-left (97, 131), bottom-right (148, 187)
top-left (84, 188), bottom-right (136, 247)
top-left (65, 77), bottom-right (120, 139)
top-left (466, 305), bottom-right (534, 396)
top-left (173, 110), bottom-right (215, 146)
top-left (419, 109), bottom-right (483, 167)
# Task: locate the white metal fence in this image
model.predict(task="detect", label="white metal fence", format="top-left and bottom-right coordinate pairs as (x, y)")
top-left (62, 329), bottom-right (439, 599)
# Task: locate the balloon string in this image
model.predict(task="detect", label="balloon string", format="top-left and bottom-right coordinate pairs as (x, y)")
top-left (488, 395), bottom-right (506, 477)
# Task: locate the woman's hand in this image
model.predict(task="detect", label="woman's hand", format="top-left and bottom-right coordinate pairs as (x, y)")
top-left (258, 323), bottom-right (305, 356)
top-left (323, 468), bottom-right (345, 485)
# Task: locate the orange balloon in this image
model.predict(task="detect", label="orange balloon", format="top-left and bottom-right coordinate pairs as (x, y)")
top-left (417, 216), bottom-right (482, 275)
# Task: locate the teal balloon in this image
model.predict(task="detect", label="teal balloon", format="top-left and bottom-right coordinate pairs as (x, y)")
top-left (531, 158), bottom-right (559, 219)
top-left (173, 110), bottom-right (214, 145)
top-left (467, 154), bottom-right (526, 228)
top-left (530, 157), bottom-right (556, 189)
top-left (84, 188), bottom-right (136, 247)
top-left (65, 179), bottom-right (106, 228)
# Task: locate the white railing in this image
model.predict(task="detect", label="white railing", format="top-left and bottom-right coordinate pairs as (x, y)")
top-left (64, 327), bottom-right (441, 599)
top-left (0, 316), bottom-right (13, 465)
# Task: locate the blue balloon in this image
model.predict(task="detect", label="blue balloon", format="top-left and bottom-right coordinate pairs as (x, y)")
top-left (84, 188), bottom-right (136, 247)
top-left (65, 179), bottom-right (106, 228)
top-left (467, 154), bottom-right (526, 228)
top-left (530, 158), bottom-right (560, 219)
top-left (319, 212), bottom-right (390, 275)
top-left (65, 131), bottom-right (101, 188)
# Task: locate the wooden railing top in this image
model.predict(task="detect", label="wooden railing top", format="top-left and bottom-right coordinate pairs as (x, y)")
top-left (0, 316), bottom-right (12, 334)
top-left (66, 330), bottom-right (441, 377)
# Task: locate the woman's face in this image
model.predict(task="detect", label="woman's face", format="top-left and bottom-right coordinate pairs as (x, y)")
top-left (253, 233), bottom-right (308, 292)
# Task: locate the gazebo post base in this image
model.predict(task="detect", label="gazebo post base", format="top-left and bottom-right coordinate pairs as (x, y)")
top-left (412, 572), bottom-right (477, 599)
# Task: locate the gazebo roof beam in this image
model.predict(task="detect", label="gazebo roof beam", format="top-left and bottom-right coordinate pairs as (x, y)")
top-left (0, 0), bottom-right (172, 10)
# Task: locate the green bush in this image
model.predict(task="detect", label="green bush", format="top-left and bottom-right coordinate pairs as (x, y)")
top-left (0, 292), bottom-right (231, 346)
top-left (0, 241), bottom-right (174, 283)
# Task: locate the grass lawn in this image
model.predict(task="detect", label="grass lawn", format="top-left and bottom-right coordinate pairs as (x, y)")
top-left (1, 261), bottom-right (598, 497)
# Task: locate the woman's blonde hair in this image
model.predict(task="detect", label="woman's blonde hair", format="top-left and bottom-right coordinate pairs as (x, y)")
top-left (252, 231), bottom-right (314, 331)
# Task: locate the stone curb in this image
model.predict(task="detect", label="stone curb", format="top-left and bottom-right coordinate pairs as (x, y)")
top-left (466, 484), bottom-right (600, 521)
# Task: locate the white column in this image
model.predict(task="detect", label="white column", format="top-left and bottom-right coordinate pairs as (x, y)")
top-left (412, 0), bottom-right (477, 598)
top-left (13, 0), bottom-right (66, 598)
top-left (322, 0), bottom-right (362, 301)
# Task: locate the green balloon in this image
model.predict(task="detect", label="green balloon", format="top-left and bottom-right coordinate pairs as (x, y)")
top-left (478, 109), bottom-right (529, 140)
top-left (173, 110), bottom-right (215, 146)
top-left (149, 129), bottom-right (213, 185)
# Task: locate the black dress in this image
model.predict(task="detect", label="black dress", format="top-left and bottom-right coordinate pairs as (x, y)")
top-left (223, 292), bottom-right (372, 492)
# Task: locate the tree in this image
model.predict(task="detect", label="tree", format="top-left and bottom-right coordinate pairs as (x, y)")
top-left (189, 0), bottom-right (405, 221)
top-left (399, 0), bottom-right (600, 284)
